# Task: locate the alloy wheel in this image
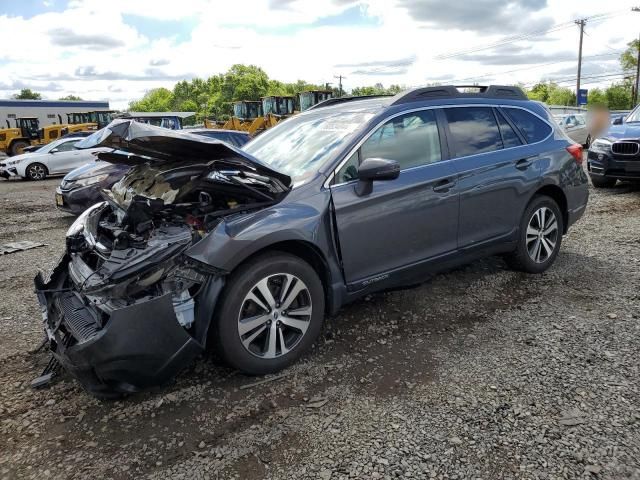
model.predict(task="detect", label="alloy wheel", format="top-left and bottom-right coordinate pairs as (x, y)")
top-left (526, 206), bottom-right (558, 263)
top-left (28, 164), bottom-right (46, 180)
top-left (237, 273), bottom-right (312, 359)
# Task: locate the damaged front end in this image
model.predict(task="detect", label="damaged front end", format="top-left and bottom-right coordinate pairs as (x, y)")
top-left (34, 120), bottom-right (290, 397)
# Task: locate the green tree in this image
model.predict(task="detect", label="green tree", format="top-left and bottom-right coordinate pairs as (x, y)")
top-left (587, 88), bottom-right (607, 107)
top-left (128, 88), bottom-right (174, 112)
top-left (351, 83), bottom-right (403, 96)
top-left (59, 94), bottom-right (83, 101)
top-left (620, 38), bottom-right (639, 72)
top-left (526, 83), bottom-right (550, 102)
top-left (13, 88), bottom-right (41, 100)
top-left (605, 82), bottom-right (632, 110)
top-left (546, 84), bottom-right (575, 106)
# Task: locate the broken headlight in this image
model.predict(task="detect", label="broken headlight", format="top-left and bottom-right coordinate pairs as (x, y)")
top-left (67, 201), bottom-right (106, 237)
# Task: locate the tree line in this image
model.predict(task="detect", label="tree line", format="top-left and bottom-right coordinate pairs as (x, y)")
top-left (9, 38), bottom-right (639, 116)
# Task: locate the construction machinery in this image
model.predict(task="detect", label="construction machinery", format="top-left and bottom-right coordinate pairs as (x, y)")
top-left (0, 117), bottom-right (74, 156)
top-left (204, 90), bottom-right (333, 135)
top-left (299, 90), bottom-right (333, 111)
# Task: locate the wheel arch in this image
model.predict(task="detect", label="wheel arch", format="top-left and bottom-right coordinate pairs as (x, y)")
top-left (225, 239), bottom-right (335, 316)
top-left (25, 161), bottom-right (49, 179)
top-left (532, 184), bottom-right (568, 234)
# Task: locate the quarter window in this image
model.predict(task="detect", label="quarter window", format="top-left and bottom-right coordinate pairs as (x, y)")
top-left (504, 108), bottom-right (552, 143)
top-left (495, 110), bottom-right (522, 148)
top-left (444, 107), bottom-right (503, 157)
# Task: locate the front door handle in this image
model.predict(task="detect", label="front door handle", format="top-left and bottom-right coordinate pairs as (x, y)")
top-left (515, 158), bottom-right (533, 170)
top-left (433, 178), bottom-right (456, 193)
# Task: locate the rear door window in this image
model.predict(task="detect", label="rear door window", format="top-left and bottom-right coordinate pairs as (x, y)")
top-left (444, 107), bottom-right (503, 157)
top-left (504, 108), bottom-right (552, 143)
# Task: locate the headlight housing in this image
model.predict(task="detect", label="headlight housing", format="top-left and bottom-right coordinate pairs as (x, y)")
top-left (66, 201), bottom-right (106, 238)
top-left (590, 139), bottom-right (612, 154)
top-left (62, 173), bottom-right (109, 190)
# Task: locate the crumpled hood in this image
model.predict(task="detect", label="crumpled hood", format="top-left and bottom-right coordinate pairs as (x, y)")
top-left (602, 123), bottom-right (640, 141)
top-left (76, 119), bottom-right (291, 188)
top-left (63, 160), bottom-right (127, 181)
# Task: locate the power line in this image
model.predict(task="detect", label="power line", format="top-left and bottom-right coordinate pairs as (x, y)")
top-left (448, 52), bottom-right (621, 84)
top-left (522, 71), bottom-right (631, 88)
top-left (433, 9), bottom-right (626, 60)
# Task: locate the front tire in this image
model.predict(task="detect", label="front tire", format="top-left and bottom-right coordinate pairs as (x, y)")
top-left (505, 195), bottom-right (563, 273)
top-left (26, 163), bottom-right (48, 181)
top-left (213, 252), bottom-right (325, 375)
top-left (590, 175), bottom-right (617, 188)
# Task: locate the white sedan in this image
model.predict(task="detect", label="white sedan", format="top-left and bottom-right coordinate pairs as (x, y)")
top-left (0, 137), bottom-right (106, 181)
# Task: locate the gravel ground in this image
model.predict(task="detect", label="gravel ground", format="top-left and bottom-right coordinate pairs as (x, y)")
top-left (0, 173), bottom-right (639, 480)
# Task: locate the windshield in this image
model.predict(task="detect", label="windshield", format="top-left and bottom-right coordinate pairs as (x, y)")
top-left (243, 110), bottom-right (373, 182)
top-left (626, 105), bottom-right (640, 123)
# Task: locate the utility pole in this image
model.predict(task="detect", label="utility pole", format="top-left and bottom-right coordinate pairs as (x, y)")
top-left (334, 75), bottom-right (346, 97)
top-left (633, 7), bottom-right (640, 107)
top-left (575, 18), bottom-right (586, 107)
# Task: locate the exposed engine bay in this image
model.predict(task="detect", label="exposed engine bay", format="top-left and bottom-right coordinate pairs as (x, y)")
top-left (34, 119), bottom-right (292, 397)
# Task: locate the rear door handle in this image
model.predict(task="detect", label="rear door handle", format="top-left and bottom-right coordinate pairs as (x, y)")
top-left (433, 178), bottom-right (456, 193)
top-left (515, 158), bottom-right (533, 170)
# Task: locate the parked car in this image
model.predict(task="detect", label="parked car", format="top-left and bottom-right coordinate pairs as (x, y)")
top-left (0, 136), bottom-right (106, 180)
top-left (22, 131), bottom-right (95, 154)
top-left (587, 104), bottom-right (640, 188)
top-left (555, 113), bottom-right (591, 146)
top-left (35, 86), bottom-right (589, 398)
top-left (55, 128), bottom-right (251, 214)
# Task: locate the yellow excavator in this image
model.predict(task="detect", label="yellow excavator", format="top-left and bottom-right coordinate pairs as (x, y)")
top-left (0, 117), bottom-right (76, 156)
top-left (204, 93), bottom-right (317, 135)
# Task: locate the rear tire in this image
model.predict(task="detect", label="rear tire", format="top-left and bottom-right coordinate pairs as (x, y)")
top-left (590, 175), bottom-right (617, 188)
top-left (213, 252), bottom-right (325, 375)
top-left (9, 140), bottom-right (29, 156)
top-left (26, 163), bottom-right (48, 181)
top-left (505, 195), bottom-right (563, 274)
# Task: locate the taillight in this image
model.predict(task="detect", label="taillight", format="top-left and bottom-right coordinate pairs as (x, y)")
top-left (566, 143), bottom-right (583, 164)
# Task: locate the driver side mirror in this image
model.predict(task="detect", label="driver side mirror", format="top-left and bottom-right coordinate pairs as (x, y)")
top-left (355, 157), bottom-right (400, 196)
top-left (49, 148), bottom-right (58, 154)
top-left (613, 116), bottom-right (624, 125)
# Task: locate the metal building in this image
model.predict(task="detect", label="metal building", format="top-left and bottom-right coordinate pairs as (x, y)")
top-left (0, 99), bottom-right (111, 128)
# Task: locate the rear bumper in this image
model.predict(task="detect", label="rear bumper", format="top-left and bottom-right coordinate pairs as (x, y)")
top-left (587, 150), bottom-right (640, 180)
top-left (34, 255), bottom-right (222, 397)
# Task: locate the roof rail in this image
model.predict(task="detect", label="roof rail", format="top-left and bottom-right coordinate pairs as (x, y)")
top-left (307, 94), bottom-right (394, 111)
top-left (390, 85), bottom-right (528, 105)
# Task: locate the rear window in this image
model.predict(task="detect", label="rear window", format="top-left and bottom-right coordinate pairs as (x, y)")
top-left (503, 108), bottom-right (552, 143)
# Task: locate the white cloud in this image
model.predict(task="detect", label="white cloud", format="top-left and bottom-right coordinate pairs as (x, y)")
top-left (0, 0), bottom-right (638, 109)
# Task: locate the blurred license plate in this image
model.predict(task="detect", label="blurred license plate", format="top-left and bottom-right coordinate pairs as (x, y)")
top-left (55, 193), bottom-right (63, 206)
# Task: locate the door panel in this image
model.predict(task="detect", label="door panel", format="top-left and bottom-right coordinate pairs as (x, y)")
top-left (331, 161), bottom-right (459, 284)
top-left (454, 150), bottom-right (540, 246)
top-left (445, 107), bottom-right (542, 247)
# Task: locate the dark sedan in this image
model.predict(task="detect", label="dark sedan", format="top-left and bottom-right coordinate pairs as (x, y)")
top-left (55, 128), bottom-right (251, 214)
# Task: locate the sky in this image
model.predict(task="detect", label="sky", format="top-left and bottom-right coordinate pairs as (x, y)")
top-left (0, 0), bottom-right (639, 109)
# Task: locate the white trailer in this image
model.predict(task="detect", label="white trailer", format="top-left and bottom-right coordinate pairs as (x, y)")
top-left (0, 99), bottom-right (111, 128)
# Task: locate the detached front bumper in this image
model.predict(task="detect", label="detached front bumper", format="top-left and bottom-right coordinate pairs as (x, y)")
top-left (34, 255), bottom-right (222, 397)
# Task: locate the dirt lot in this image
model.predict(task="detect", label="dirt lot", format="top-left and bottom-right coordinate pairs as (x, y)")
top-left (0, 174), bottom-right (639, 480)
